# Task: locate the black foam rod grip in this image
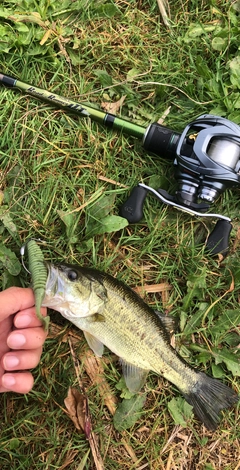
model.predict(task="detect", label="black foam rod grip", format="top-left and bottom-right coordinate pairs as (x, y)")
top-left (120, 185), bottom-right (148, 223)
top-left (143, 123), bottom-right (180, 159)
top-left (206, 220), bottom-right (232, 255)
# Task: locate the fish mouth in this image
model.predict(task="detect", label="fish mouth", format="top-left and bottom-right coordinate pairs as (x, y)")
top-left (42, 263), bottom-right (66, 308)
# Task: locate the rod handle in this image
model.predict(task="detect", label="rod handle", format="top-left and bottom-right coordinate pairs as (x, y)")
top-left (120, 185), bottom-right (148, 223)
top-left (206, 219), bottom-right (232, 256)
top-left (143, 123), bottom-right (181, 159)
top-left (0, 73), bottom-right (16, 87)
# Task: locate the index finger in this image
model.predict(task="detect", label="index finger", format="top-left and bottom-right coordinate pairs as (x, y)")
top-left (0, 287), bottom-right (35, 320)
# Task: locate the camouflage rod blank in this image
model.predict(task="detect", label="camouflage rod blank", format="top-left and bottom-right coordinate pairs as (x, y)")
top-left (0, 73), bottom-right (146, 139)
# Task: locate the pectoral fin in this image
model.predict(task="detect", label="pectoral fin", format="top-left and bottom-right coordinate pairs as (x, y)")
top-left (120, 359), bottom-right (149, 393)
top-left (84, 331), bottom-right (104, 357)
top-left (91, 313), bottom-right (105, 322)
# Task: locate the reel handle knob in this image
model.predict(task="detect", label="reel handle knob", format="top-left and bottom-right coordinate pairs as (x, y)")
top-left (206, 220), bottom-right (232, 256)
top-left (120, 185), bottom-right (148, 223)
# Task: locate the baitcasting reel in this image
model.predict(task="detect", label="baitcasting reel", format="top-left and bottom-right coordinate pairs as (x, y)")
top-left (121, 114), bottom-right (240, 255)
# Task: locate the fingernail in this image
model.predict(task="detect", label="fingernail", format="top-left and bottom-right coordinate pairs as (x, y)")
top-left (8, 333), bottom-right (26, 348)
top-left (2, 374), bottom-right (16, 389)
top-left (4, 355), bottom-right (20, 369)
top-left (15, 314), bottom-right (32, 328)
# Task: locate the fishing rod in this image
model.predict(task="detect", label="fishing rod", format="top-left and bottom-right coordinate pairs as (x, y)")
top-left (0, 72), bottom-right (182, 151)
top-left (1, 72), bottom-right (240, 254)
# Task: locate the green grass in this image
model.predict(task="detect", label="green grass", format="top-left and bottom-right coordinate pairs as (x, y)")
top-left (0, 0), bottom-right (240, 468)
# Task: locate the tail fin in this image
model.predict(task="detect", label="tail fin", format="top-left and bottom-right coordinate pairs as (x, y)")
top-left (184, 372), bottom-right (238, 431)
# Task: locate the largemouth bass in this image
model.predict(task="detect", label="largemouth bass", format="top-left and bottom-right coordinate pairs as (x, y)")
top-left (42, 263), bottom-right (238, 430)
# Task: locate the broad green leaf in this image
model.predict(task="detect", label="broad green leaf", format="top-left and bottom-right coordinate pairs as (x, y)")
top-left (127, 68), bottom-right (140, 82)
top-left (87, 194), bottom-right (116, 219)
top-left (182, 269), bottom-right (207, 311)
top-left (67, 49), bottom-right (84, 66)
top-left (209, 106), bottom-right (226, 117)
top-left (149, 174), bottom-right (170, 190)
top-left (113, 394), bottom-right (146, 431)
top-left (15, 23), bottom-right (29, 33)
top-left (1, 271), bottom-right (22, 289)
top-left (179, 310), bottom-right (188, 332)
top-left (211, 37), bottom-right (227, 51)
top-left (0, 9), bottom-right (9, 18)
top-left (0, 244), bottom-right (22, 276)
top-left (187, 25), bottom-right (207, 38)
top-left (212, 347), bottom-right (240, 376)
top-left (57, 209), bottom-right (75, 230)
top-left (94, 70), bottom-right (113, 87)
top-left (0, 44), bottom-right (11, 53)
top-left (97, 3), bottom-right (120, 18)
top-left (76, 238), bottom-right (94, 254)
top-left (167, 397), bottom-right (193, 427)
top-left (184, 23), bottom-right (216, 42)
top-left (210, 310), bottom-right (240, 338)
top-left (86, 215), bottom-right (128, 237)
top-left (195, 56), bottom-right (211, 77)
top-left (228, 57), bottom-right (240, 88)
top-left (232, 0), bottom-right (240, 12)
top-left (211, 363), bottom-right (225, 379)
top-left (7, 12), bottom-right (47, 28)
top-left (0, 25), bottom-right (9, 35)
top-left (224, 332), bottom-right (240, 348)
top-left (183, 310), bottom-right (203, 335)
top-left (57, 210), bottom-right (78, 244)
top-left (9, 438), bottom-right (20, 450)
top-left (115, 377), bottom-right (136, 399)
top-left (183, 303), bottom-right (209, 335)
top-left (85, 193), bottom-right (128, 237)
top-left (232, 93), bottom-right (240, 109)
top-left (0, 206), bottom-right (17, 236)
top-left (197, 351), bottom-right (212, 366)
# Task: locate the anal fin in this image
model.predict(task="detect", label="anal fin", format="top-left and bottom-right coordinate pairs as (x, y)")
top-left (84, 331), bottom-right (104, 357)
top-left (120, 359), bottom-right (149, 393)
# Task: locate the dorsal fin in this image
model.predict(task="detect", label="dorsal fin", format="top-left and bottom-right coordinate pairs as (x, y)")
top-left (154, 310), bottom-right (176, 335)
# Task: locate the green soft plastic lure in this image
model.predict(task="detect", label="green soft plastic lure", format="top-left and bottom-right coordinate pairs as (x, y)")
top-left (20, 239), bottom-right (50, 330)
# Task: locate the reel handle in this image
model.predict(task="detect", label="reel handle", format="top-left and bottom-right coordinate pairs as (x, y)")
top-left (206, 220), bottom-right (232, 256)
top-left (120, 185), bottom-right (148, 223)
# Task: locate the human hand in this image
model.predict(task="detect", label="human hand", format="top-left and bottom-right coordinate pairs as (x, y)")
top-left (0, 287), bottom-right (48, 393)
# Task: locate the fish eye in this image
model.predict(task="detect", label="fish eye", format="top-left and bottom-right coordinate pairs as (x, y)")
top-left (67, 270), bottom-right (78, 281)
